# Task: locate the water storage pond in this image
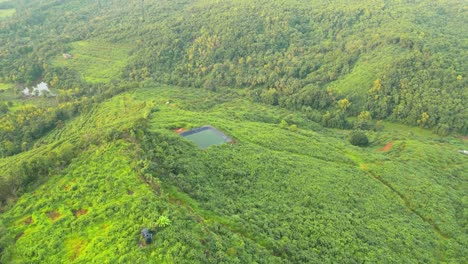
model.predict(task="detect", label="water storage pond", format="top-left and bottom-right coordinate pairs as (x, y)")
top-left (179, 126), bottom-right (231, 149)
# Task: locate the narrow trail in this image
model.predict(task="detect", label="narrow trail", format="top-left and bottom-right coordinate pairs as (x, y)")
top-left (360, 163), bottom-right (451, 240)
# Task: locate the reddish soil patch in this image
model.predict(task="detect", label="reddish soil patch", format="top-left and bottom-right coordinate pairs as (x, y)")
top-left (380, 142), bottom-right (393, 152)
top-left (46, 211), bottom-right (61, 221)
top-left (24, 216), bottom-right (33, 225)
top-left (174, 128), bottom-right (186, 134)
top-left (73, 209), bottom-right (88, 218)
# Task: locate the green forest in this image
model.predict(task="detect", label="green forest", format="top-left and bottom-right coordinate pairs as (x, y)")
top-left (0, 0), bottom-right (466, 263)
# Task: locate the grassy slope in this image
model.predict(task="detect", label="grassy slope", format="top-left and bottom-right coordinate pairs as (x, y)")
top-left (51, 40), bottom-right (132, 83)
top-left (0, 83), bottom-right (11, 90)
top-left (0, 90), bottom-right (277, 263)
top-left (1, 141), bottom-right (214, 263)
top-left (1, 86), bottom-right (466, 262)
top-left (329, 46), bottom-right (408, 99)
top-left (136, 86), bottom-right (467, 262)
top-left (0, 9), bottom-right (14, 19)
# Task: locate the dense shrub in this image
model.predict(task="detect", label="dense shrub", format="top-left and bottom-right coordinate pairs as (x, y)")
top-left (349, 130), bottom-right (369, 146)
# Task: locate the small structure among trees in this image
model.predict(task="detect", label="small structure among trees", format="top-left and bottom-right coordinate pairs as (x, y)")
top-left (141, 228), bottom-right (153, 245)
top-left (63, 53), bottom-right (72, 59)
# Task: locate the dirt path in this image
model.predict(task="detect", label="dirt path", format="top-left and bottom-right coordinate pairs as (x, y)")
top-left (359, 162), bottom-right (451, 240)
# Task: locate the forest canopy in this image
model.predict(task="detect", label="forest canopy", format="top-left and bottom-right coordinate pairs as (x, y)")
top-left (0, 0), bottom-right (466, 134)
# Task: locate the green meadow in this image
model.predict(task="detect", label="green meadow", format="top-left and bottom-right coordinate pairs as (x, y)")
top-left (0, 83), bottom-right (12, 90)
top-left (329, 47), bottom-right (408, 99)
top-left (0, 9), bottom-right (14, 19)
top-left (51, 40), bottom-right (132, 83)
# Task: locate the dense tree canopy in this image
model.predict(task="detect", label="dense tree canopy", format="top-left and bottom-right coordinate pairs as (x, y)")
top-left (0, 0), bottom-right (466, 133)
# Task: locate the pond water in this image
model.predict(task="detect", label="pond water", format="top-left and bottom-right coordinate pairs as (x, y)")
top-left (180, 126), bottom-right (232, 149)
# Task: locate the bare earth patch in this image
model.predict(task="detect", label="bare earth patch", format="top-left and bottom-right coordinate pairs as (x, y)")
top-left (380, 142), bottom-right (393, 152)
top-left (73, 209), bottom-right (88, 218)
top-left (24, 216), bottom-right (33, 225)
top-left (175, 128), bottom-right (186, 134)
top-left (46, 211), bottom-right (61, 221)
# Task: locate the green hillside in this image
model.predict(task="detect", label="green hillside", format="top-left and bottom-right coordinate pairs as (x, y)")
top-left (0, 0), bottom-right (466, 133)
top-left (1, 85), bottom-right (466, 263)
top-left (0, 0), bottom-right (467, 263)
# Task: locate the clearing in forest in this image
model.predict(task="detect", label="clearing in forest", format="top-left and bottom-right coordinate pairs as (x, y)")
top-left (73, 209), bottom-right (88, 218)
top-left (46, 211), bottom-right (61, 221)
top-left (51, 40), bottom-right (132, 83)
top-left (0, 83), bottom-right (12, 90)
top-left (0, 9), bottom-right (15, 19)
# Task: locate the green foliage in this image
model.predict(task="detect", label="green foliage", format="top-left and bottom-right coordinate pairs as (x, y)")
top-left (279, 119), bottom-right (288, 129)
top-left (0, 0), bottom-right (465, 133)
top-left (51, 40), bottom-right (132, 83)
top-left (0, 85), bottom-right (466, 263)
top-left (322, 110), bottom-right (349, 129)
top-left (289, 124), bottom-right (298, 132)
top-left (0, 0), bottom-right (466, 262)
top-left (349, 130), bottom-right (369, 146)
top-left (0, 80), bottom-right (134, 157)
top-left (0, 8), bottom-right (14, 19)
top-left (354, 111), bottom-right (372, 130)
top-left (0, 102), bottom-right (8, 114)
top-left (0, 83), bottom-right (12, 90)
top-left (338, 98), bottom-right (351, 112)
top-left (156, 215), bottom-right (171, 228)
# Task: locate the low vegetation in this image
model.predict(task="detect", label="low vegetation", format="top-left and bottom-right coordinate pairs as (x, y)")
top-left (0, 0), bottom-right (466, 133)
top-left (51, 40), bottom-right (133, 83)
top-left (2, 85), bottom-right (465, 262)
top-left (0, 9), bottom-right (14, 19)
top-left (0, 0), bottom-right (466, 263)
